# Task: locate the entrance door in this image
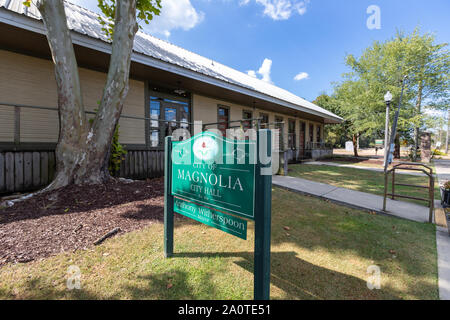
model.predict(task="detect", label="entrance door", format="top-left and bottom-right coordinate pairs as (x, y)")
top-left (161, 100), bottom-right (189, 139)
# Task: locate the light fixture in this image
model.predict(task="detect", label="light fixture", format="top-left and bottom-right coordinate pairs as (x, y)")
top-left (174, 80), bottom-right (185, 95)
top-left (384, 91), bottom-right (393, 102)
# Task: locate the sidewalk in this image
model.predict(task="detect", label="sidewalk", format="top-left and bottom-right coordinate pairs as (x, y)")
top-left (272, 175), bottom-right (432, 223)
top-left (434, 160), bottom-right (450, 300)
top-left (304, 161), bottom-right (434, 177)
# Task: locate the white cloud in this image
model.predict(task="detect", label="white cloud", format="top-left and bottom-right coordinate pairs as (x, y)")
top-left (142, 0), bottom-right (204, 37)
top-left (242, 0), bottom-right (310, 20)
top-left (294, 72), bottom-right (309, 81)
top-left (69, 0), bottom-right (203, 38)
top-left (247, 58), bottom-right (273, 83)
top-left (247, 70), bottom-right (258, 78)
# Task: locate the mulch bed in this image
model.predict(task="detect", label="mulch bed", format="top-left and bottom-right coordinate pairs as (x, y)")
top-left (0, 178), bottom-right (169, 267)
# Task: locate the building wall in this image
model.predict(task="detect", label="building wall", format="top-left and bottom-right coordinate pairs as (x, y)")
top-left (192, 94), bottom-right (324, 151)
top-left (0, 49), bottom-right (324, 152)
top-left (0, 49), bottom-right (145, 146)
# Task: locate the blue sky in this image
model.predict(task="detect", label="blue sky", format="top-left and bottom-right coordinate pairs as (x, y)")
top-left (72, 0), bottom-right (450, 102)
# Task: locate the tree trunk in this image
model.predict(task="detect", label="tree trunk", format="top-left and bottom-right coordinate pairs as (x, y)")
top-left (413, 80), bottom-right (423, 162)
top-left (38, 0), bottom-right (138, 190)
top-left (352, 133), bottom-right (359, 157)
top-left (394, 133), bottom-right (401, 159)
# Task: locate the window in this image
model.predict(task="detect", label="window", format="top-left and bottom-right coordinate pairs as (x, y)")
top-left (316, 125), bottom-right (321, 143)
top-left (217, 105), bottom-right (229, 136)
top-left (309, 124), bottom-right (314, 143)
top-left (288, 119), bottom-right (296, 149)
top-left (148, 94), bottom-right (190, 148)
top-left (260, 113), bottom-right (269, 129)
top-left (242, 110), bottom-right (253, 131)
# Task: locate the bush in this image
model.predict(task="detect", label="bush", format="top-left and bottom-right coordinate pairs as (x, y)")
top-left (89, 109), bottom-right (127, 176)
top-left (433, 149), bottom-right (446, 156)
top-left (444, 181), bottom-right (450, 190)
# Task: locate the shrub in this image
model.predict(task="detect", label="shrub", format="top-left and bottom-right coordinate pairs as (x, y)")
top-left (433, 149), bottom-right (446, 156)
top-left (89, 108), bottom-right (127, 176)
top-left (444, 181), bottom-right (450, 190)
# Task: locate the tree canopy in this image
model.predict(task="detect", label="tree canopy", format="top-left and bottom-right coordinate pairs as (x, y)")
top-left (316, 28), bottom-right (449, 156)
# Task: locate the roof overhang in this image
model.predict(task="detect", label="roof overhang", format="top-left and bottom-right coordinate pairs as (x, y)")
top-left (0, 7), bottom-right (343, 124)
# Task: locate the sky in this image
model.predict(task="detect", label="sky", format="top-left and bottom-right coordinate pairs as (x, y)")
top-left (71, 0), bottom-right (450, 103)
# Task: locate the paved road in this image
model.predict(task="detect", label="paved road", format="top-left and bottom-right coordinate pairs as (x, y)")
top-left (435, 160), bottom-right (450, 184)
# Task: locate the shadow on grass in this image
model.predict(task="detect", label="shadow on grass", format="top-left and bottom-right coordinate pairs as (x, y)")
top-left (173, 251), bottom-right (405, 300)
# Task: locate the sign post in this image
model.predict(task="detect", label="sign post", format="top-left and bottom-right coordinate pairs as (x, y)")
top-left (164, 129), bottom-right (272, 300)
top-left (164, 136), bottom-right (174, 258)
top-left (254, 130), bottom-right (272, 300)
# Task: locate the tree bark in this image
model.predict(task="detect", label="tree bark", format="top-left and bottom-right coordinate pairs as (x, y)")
top-left (38, 0), bottom-right (138, 190)
top-left (394, 133), bottom-right (401, 159)
top-left (352, 133), bottom-right (359, 157)
top-left (413, 80), bottom-right (423, 162)
top-left (38, 0), bottom-right (88, 190)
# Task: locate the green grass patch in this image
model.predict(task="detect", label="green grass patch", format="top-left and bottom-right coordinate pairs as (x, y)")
top-left (0, 188), bottom-right (438, 300)
top-left (289, 164), bottom-right (439, 206)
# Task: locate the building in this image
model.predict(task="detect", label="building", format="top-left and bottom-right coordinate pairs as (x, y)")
top-left (0, 0), bottom-right (342, 194)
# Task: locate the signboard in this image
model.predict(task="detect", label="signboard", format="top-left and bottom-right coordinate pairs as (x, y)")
top-left (171, 132), bottom-right (256, 219)
top-left (174, 197), bottom-right (247, 240)
top-left (164, 130), bottom-right (273, 300)
top-left (375, 139), bottom-right (384, 146)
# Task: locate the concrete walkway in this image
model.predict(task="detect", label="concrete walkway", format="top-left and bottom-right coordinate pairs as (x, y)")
top-left (272, 175), bottom-right (432, 223)
top-left (434, 160), bottom-right (450, 300)
top-left (304, 161), bottom-right (434, 177)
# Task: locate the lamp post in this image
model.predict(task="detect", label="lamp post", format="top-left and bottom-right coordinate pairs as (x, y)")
top-left (383, 91), bottom-right (393, 167)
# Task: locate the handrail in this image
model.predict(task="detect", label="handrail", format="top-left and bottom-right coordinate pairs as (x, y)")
top-left (383, 162), bottom-right (434, 223)
top-left (0, 101), bottom-right (193, 125)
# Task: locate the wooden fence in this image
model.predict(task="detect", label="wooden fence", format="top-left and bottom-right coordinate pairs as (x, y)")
top-left (0, 150), bottom-right (164, 194)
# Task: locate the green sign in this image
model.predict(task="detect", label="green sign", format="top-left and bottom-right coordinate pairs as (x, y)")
top-left (375, 139), bottom-right (384, 146)
top-left (164, 130), bottom-right (273, 300)
top-left (174, 197), bottom-right (247, 240)
top-left (171, 132), bottom-right (256, 220)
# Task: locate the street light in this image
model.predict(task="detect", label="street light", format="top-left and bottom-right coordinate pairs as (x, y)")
top-left (383, 91), bottom-right (392, 166)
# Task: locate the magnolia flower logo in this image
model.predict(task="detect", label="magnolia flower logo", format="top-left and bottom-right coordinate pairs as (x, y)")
top-left (193, 136), bottom-right (219, 162)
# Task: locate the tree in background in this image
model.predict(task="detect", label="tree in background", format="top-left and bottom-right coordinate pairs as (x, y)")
top-left (313, 94), bottom-right (349, 148)
top-left (318, 28), bottom-right (449, 159)
top-left (23, 0), bottom-right (161, 190)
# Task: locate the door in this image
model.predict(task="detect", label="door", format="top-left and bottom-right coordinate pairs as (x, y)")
top-left (161, 100), bottom-right (190, 140)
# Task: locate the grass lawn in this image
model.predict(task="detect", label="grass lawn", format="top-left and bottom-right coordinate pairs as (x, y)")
top-left (289, 164), bottom-right (440, 206)
top-left (0, 188), bottom-right (438, 300)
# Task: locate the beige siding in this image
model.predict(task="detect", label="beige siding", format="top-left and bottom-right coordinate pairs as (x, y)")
top-left (0, 49), bottom-right (145, 145)
top-left (0, 106), bottom-right (14, 142)
top-left (192, 93), bottom-right (313, 151)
